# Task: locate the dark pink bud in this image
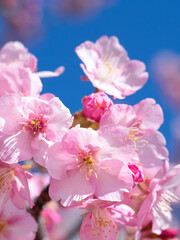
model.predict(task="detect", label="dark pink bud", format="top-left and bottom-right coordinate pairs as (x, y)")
top-left (160, 228), bottom-right (179, 239)
top-left (128, 163), bottom-right (144, 186)
top-left (82, 92), bottom-right (113, 121)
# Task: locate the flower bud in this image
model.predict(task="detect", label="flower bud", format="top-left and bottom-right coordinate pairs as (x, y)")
top-left (82, 92), bottom-right (113, 121)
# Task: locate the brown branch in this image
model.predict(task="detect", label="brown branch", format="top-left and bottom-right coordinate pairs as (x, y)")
top-left (29, 185), bottom-right (51, 240)
top-left (29, 185), bottom-right (82, 240)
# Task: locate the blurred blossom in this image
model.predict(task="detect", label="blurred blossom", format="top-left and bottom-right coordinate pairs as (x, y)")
top-left (0, 0), bottom-right (43, 39)
top-left (0, 0), bottom-right (118, 39)
top-left (28, 172), bottom-right (50, 200)
top-left (171, 117), bottom-right (180, 141)
top-left (50, 0), bottom-right (116, 20)
top-left (40, 201), bottom-right (84, 240)
top-left (151, 51), bottom-right (180, 107)
top-left (0, 200), bottom-right (37, 240)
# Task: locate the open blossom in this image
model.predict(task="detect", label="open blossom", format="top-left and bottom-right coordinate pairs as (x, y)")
top-left (75, 36), bottom-right (148, 99)
top-left (82, 92), bottom-right (113, 121)
top-left (0, 161), bottom-right (33, 212)
top-left (0, 41), bottom-right (65, 78)
top-left (0, 200), bottom-right (37, 240)
top-left (100, 98), bottom-right (169, 167)
top-left (0, 65), bottom-right (42, 97)
top-left (137, 160), bottom-right (180, 236)
top-left (47, 125), bottom-right (135, 206)
top-left (0, 94), bottom-right (73, 166)
top-left (79, 199), bottom-right (135, 240)
top-left (0, 41), bottom-right (37, 72)
top-left (0, 41), bottom-right (65, 99)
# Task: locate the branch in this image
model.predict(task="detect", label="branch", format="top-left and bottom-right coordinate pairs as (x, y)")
top-left (29, 185), bottom-right (51, 240)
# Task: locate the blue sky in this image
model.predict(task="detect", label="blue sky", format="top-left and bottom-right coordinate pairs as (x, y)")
top-left (1, 0), bottom-right (180, 157)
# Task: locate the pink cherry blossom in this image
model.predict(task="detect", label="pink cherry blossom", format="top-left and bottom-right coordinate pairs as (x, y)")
top-left (75, 36), bottom-right (148, 99)
top-left (47, 125), bottom-right (134, 206)
top-left (79, 199), bottom-right (135, 240)
top-left (0, 41), bottom-right (37, 72)
top-left (0, 161), bottom-right (33, 213)
top-left (0, 94), bottom-right (73, 166)
top-left (0, 200), bottom-right (37, 240)
top-left (137, 160), bottom-right (180, 236)
top-left (82, 92), bottom-right (113, 121)
top-left (0, 41), bottom-right (65, 78)
top-left (0, 65), bottom-right (42, 97)
top-left (100, 98), bottom-right (169, 167)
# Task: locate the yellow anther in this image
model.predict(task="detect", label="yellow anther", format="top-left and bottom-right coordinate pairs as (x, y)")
top-left (21, 165), bottom-right (32, 171)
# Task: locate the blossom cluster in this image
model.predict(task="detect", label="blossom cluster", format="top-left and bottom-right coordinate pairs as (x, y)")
top-left (0, 0), bottom-right (43, 38)
top-left (0, 36), bottom-right (179, 240)
top-left (0, 0), bottom-right (116, 39)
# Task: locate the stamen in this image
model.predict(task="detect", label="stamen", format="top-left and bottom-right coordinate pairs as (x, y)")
top-left (91, 208), bottom-right (117, 238)
top-left (152, 190), bottom-right (180, 220)
top-left (0, 219), bottom-right (6, 233)
top-left (0, 168), bottom-right (14, 193)
top-left (126, 125), bottom-right (148, 150)
top-left (76, 147), bottom-right (99, 180)
top-left (21, 165), bottom-right (32, 171)
top-left (18, 111), bottom-right (48, 137)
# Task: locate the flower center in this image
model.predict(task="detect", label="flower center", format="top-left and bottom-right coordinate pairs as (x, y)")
top-left (126, 124), bottom-right (148, 151)
top-left (102, 52), bottom-right (119, 73)
top-left (83, 156), bottom-right (94, 167)
top-left (0, 168), bottom-right (14, 193)
top-left (77, 150), bottom-right (99, 181)
top-left (19, 112), bottom-right (48, 137)
top-left (30, 119), bottom-right (41, 131)
top-left (91, 208), bottom-right (118, 238)
top-left (0, 219), bottom-right (5, 233)
top-left (98, 51), bottom-right (126, 82)
top-left (28, 113), bottom-right (47, 136)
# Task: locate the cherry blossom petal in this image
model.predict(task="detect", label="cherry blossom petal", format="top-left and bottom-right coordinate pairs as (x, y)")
top-left (133, 98), bottom-right (163, 130)
top-left (49, 171), bottom-right (95, 206)
top-left (0, 131), bottom-right (32, 163)
top-left (98, 125), bottom-right (136, 162)
top-left (36, 66), bottom-right (65, 78)
top-left (47, 142), bottom-right (75, 179)
top-left (138, 131), bottom-right (169, 167)
top-left (95, 159), bottom-right (133, 201)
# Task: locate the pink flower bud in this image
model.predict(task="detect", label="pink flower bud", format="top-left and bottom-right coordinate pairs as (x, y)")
top-left (82, 92), bottom-right (113, 121)
top-left (160, 228), bottom-right (179, 239)
top-left (128, 163), bottom-right (144, 186)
